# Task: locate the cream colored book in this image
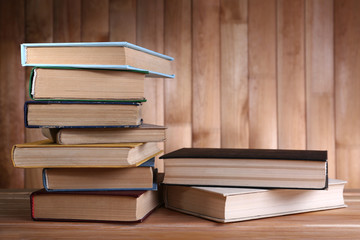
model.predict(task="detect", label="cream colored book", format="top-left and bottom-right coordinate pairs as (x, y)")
top-left (42, 124), bottom-right (166, 145)
top-left (11, 140), bottom-right (161, 168)
top-left (164, 179), bottom-right (347, 223)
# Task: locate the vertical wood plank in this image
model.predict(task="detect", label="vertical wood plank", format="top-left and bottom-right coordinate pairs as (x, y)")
top-left (109, 0), bottom-right (137, 42)
top-left (0, 0), bottom-right (25, 188)
top-left (248, 0), bottom-right (277, 149)
top-left (137, 0), bottom-right (165, 170)
top-left (220, 0), bottom-right (249, 148)
top-left (192, 0), bottom-right (221, 148)
top-left (164, 0), bottom-right (192, 153)
top-left (53, 0), bottom-right (81, 42)
top-left (277, 0), bottom-right (306, 150)
top-left (81, 0), bottom-right (109, 41)
top-left (25, 0), bottom-right (53, 188)
top-left (335, 0), bottom-right (360, 188)
top-left (305, 0), bottom-right (335, 177)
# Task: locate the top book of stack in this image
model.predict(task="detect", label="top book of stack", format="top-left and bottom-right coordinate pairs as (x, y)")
top-left (21, 42), bottom-right (174, 78)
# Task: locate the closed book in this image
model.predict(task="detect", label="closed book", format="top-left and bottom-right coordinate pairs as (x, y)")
top-left (161, 148), bottom-right (328, 189)
top-left (42, 124), bottom-right (166, 145)
top-left (11, 140), bottom-right (161, 168)
top-left (164, 179), bottom-right (346, 223)
top-left (29, 67), bottom-right (147, 101)
top-left (24, 101), bottom-right (142, 128)
top-left (21, 42), bottom-right (174, 78)
top-left (31, 189), bottom-right (160, 223)
top-left (43, 158), bottom-right (158, 192)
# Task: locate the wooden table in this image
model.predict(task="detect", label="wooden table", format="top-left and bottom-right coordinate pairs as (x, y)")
top-left (0, 189), bottom-right (359, 239)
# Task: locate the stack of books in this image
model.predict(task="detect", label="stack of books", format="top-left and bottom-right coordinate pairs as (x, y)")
top-left (11, 42), bottom-right (174, 223)
top-left (161, 148), bottom-right (347, 223)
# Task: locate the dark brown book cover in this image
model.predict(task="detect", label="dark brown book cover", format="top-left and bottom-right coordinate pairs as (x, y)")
top-left (30, 189), bottom-right (158, 223)
top-left (160, 148), bottom-right (327, 161)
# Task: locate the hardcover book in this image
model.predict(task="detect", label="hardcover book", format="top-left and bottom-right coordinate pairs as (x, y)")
top-left (42, 123), bottom-right (166, 145)
top-left (11, 140), bottom-right (161, 168)
top-left (161, 148), bottom-right (328, 190)
top-left (42, 158), bottom-right (158, 192)
top-left (24, 101), bottom-right (142, 128)
top-left (31, 189), bottom-right (160, 222)
top-left (21, 42), bottom-right (174, 78)
top-left (29, 67), bottom-right (147, 101)
top-left (164, 179), bottom-right (346, 223)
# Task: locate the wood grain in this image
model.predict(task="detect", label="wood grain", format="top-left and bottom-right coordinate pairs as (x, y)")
top-left (164, 0), bottom-right (192, 153)
top-left (109, 0), bottom-right (137, 42)
top-left (305, 0), bottom-right (335, 177)
top-left (24, 0), bottom-right (53, 188)
top-left (248, 0), bottom-right (277, 149)
top-left (53, 0), bottom-right (81, 42)
top-left (0, 0), bottom-right (25, 188)
top-left (335, 0), bottom-right (360, 188)
top-left (220, 0), bottom-right (249, 148)
top-left (81, 0), bottom-right (109, 41)
top-left (277, 0), bottom-right (306, 150)
top-left (0, 189), bottom-right (359, 239)
top-left (192, 0), bottom-right (221, 148)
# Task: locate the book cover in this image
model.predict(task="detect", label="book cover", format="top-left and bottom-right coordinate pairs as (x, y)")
top-left (31, 189), bottom-right (160, 223)
top-left (24, 100), bottom-right (143, 128)
top-left (29, 67), bottom-right (148, 102)
top-left (42, 158), bottom-right (158, 192)
top-left (21, 42), bottom-right (175, 78)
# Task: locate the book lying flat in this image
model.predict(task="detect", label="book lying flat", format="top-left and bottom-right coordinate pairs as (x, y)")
top-left (25, 101), bottom-right (142, 128)
top-left (164, 179), bottom-right (346, 223)
top-left (43, 158), bottom-right (158, 192)
top-left (21, 42), bottom-right (174, 78)
top-left (161, 148), bottom-right (328, 190)
top-left (11, 140), bottom-right (161, 168)
top-left (29, 67), bottom-right (147, 101)
top-left (31, 189), bottom-right (160, 223)
top-left (42, 123), bottom-right (166, 145)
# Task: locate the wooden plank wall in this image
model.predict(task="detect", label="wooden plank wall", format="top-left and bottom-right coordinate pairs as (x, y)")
top-left (0, 0), bottom-right (360, 188)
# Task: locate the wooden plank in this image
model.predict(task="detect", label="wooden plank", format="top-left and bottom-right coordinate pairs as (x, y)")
top-left (81, 0), bottom-right (109, 41)
top-left (277, 0), bottom-right (306, 150)
top-left (220, 0), bottom-right (249, 148)
top-left (164, 0), bottom-right (192, 153)
top-left (53, 0), bottom-right (81, 42)
top-left (248, 0), bottom-right (277, 149)
top-left (0, 0), bottom-right (25, 188)
top-left (305, 0), bottom-right (335, 178)
top-left (136, 0), bottom-right (165, 171)
top-left (335, 0), bottom-right (360, 188)
top-left (24, 0), bottom-right (53, 188)
top-left (192, 0), bottom-right (221, 148)
top-left (109, 0), bottom-right (136, 42)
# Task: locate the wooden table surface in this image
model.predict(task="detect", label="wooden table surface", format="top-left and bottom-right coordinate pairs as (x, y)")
top-left (0, 189), bottom-right (359, 239)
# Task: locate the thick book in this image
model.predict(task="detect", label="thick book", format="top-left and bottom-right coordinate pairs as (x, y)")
top-left (29, 67), bottom-right (147, 101)
top-left (43, 158), bottom-right (158, 192)
top-left (11, 140), bottom-right (161, 168)
top-left (21, 42), bottom-right (174, 78)
top-left (42, 123), bottom-right (166, 145)
top-left (24, 101), bottom-right (142, 128)
top-left (164, 179), bottom-right (346, 223)
top-left (161, 148), bottom-right (328, 190)
top-left (31, 189), bottom-right (160, 223)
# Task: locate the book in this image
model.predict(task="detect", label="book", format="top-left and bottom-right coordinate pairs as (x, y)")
top-left (21, 42), bottom-right (174, 78)
top-left (31, 189), bottom-right (160, 222)
top-left (11, 140), bottom-right (161, 168)
top-left (164, 179), bottom-right (346, 223)
top-left (29, 67), bottom-right (147, 101)
top-left (42, 123), bottom-right (166, 145)
top-left (160, 148), bottom-right (328, 190)
top-left (42, 158), bottom-right (158, 192)
top-left (25, 101), bottom-right (142, 128)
